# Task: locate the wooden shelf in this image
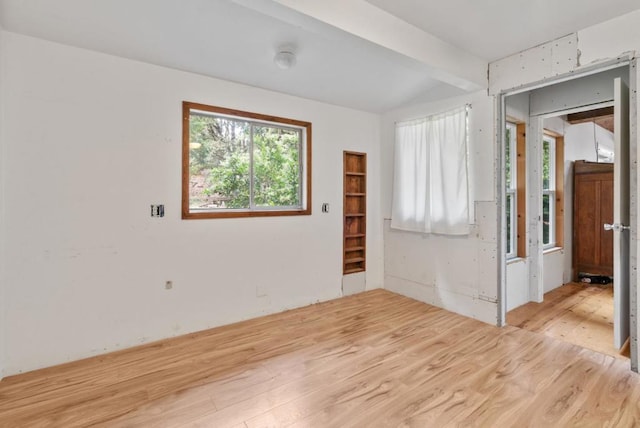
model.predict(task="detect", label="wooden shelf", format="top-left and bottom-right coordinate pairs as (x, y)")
top-left (343, 151), bottom-right (366, 275)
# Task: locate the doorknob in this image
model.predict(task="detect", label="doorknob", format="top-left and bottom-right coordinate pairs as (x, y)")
top-left (604, 223), bottom-right (630, 231)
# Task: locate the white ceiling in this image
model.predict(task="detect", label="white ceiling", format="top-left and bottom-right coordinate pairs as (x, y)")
top-left (0, 0), bottom-right (638, 113)
top-left (365, 0), bottom-right (640, 62)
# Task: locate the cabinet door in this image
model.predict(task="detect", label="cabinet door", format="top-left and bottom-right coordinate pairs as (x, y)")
top-left (599, 177), bottom-right (614, 269)
top-left (574, 171), bottom-right (614, 277)
top-left (575, 177), bottom-right (599, 270)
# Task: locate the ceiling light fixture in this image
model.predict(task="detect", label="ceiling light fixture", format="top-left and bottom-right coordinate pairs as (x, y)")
top-left (274, 50), bottom-right (296, 70)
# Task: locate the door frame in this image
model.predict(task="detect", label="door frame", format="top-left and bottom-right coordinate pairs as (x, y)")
top-left (496, 57), bottom-right (639, 370)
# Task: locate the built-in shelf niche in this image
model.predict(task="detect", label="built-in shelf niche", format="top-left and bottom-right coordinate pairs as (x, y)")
top-left (343, 151), bottom-right (366, 274)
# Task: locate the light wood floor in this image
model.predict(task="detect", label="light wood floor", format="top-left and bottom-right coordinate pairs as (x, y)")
top-left (2, 289), bottom-right (640, 427)
top-left (507, 282), bottom-right (629, 360)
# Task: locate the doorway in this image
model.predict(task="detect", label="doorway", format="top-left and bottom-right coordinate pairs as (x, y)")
top-left (499, 63), bottom-right (637, 368)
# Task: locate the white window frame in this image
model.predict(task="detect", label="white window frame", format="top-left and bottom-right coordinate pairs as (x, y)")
top-left (542, 134), bottom-right (556, 249)
top-left (506, 122), bottom-right (517, 259)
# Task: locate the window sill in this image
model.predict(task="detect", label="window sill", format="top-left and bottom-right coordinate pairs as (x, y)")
top-left (543, 246), bottom-right (563, 255)
top-left (507, 257), bottom-right (525, 265)
top-left (183, 208), bottom-right (311, 219)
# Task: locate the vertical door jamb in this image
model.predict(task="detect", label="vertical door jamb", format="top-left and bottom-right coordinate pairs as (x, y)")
top-left (498, 93), bottom-right (507, 326)
top-left (527, 117), bottom-right (544, 303)
top-left (628, 59), bottom-right (638, 371)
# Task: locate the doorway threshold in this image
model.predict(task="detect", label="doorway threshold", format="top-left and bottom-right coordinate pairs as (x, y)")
top-left (506, 282), bottom-right (629, 360)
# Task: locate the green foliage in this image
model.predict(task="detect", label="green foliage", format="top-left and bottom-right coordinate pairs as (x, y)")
top-left (209, 150), bottom-right (250, 208)
top-left (253, 126), bottom-right (300, 207)
top-left (189, 114), bottom-right (301, 209)
top-left (189, 115), bottom-right (249, 175)
top-left (542, 139), bottom-right (551, 190)
top-left (542, 137), bottom-right (555, 245)
top-left (542, 194), bottom-right (551, 245)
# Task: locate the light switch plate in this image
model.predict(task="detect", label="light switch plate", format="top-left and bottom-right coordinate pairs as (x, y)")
top-left (151, 204), bottom-right (165, 217)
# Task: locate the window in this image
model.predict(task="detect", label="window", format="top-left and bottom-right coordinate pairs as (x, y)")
top-left (505, 123), bottom-right (563, 258)
top-left (182, 102), bottom-right (311, 219)
top-left (391, 106), bottom-right (470, 235)
top-left (505, 122), bottom-right (517, 258)
top-left (542, 134), bottom-right (556, 248)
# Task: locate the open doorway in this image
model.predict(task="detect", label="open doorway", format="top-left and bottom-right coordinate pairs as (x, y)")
top-left (500, 64), bottom-right (635, 365)
top-left (507, 107), bottom-right (627, 359)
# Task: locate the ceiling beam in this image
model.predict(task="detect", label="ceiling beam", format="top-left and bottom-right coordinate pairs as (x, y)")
top-left (234, 0), bottom-right (488, 92)
top-left (567, 106), bottom-right (614, 123)
top-left (567, 107), bottom-right (615, 133)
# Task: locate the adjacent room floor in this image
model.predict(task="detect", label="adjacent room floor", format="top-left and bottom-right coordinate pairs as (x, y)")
top-left (507, 282), bottom-right (629, 360)
top-left (2, 289), bottom-right (640, 427)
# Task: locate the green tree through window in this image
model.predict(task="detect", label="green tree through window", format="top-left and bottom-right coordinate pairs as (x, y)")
top-left (183, 102), bottom-right (311, 219)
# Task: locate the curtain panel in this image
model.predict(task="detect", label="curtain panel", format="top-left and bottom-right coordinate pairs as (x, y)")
top-left (391, 106), bottom-right (470, 235)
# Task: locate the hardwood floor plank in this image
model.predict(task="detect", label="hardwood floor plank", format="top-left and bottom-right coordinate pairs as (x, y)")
top-left (507, 283), bottom-right (627, 359)
top-left (1, 288), bottom-right (640, 427)
top-left (192, 310), bottom-right (471, 426)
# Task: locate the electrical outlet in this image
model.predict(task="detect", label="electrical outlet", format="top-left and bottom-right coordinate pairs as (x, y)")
top-left (165, 280), bottom-right (173, 290)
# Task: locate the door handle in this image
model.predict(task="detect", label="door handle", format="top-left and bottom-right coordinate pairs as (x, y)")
top-left (604, 223), bottom-right (630, 232)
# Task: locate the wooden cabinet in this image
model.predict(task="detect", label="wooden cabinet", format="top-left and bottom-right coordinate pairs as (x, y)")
top-left (343, 151), bottom-right (366, 274)
top-left (573, 160), bottom-right (614, 280)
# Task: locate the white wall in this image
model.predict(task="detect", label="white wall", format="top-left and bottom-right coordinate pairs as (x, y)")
top-left (577, 10), bottom-right (640, 67)
top-left (543, 250), bottom-right (565, 293)
top-left (506, 259), bottom-right (527, 311)
top-left (1, 32), bottom-right (384, 375)
top-left (0, 25), bottom-right (6, 380)
top-left (544, 116), bottom-right (565, 135)
top-left (505, 92), bottom-right (529, 121)
top-left (382, 91), bottom-right (498, 325)
top-left (565, 122), bottom-right (602, 162)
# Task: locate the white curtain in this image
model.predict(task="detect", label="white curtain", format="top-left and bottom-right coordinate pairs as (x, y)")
top-left (391, 106), bottom-right (470, 235)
